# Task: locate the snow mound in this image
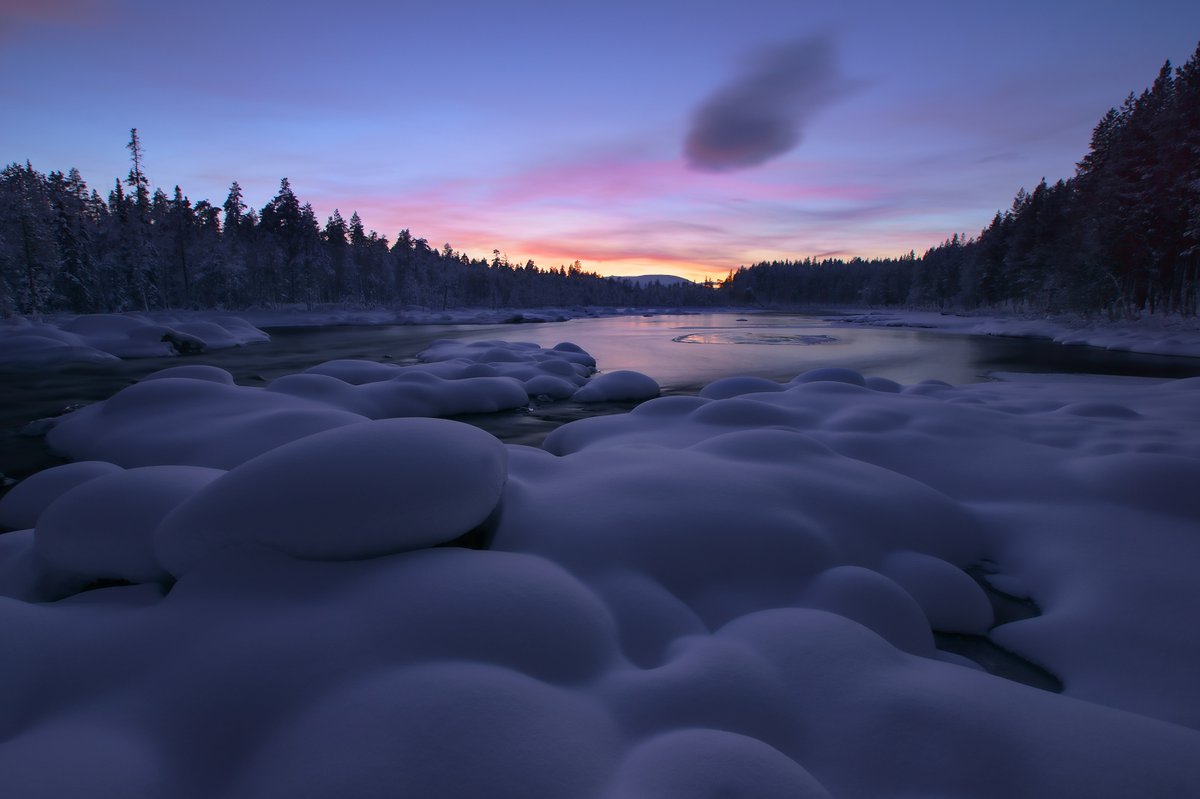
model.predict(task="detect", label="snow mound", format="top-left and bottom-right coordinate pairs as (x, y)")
top-left (3, 357), bottom-right (1200, 797)
top-left (155, 418), bottom-right (507, 574)
top-left (300, 340), bottom-right (597, 406)
top-left (36, 465), bottom-right (223, 587)
top-left (698, 375), bottom-right (785, 399)
top-left (420, 338), bottom-right (597, 369)
top-left (44, 342), bottom-right (609, 470)
top-left (0, 461), bottom-right (122, 531)
top-left (47, 375), bottom-right (367, 468)
top-left (603, 729), bottom-right (832, 799)
top-left (572, 370), bottom-right (661, 402)
top-left (0, 313), bottom-right (269, 367)
top-left (417, 338), bottom-right (596, 397)
top-left (0, 330), bottom-right (120, 367)
top-left (273, 370), bottom-right (530, 418)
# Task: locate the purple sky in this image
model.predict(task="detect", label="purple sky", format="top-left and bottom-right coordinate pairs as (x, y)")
top-left (3, 1), bottom-right (1197, 281)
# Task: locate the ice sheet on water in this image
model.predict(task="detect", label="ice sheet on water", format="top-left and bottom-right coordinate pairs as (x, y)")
top-left (2, 354), bottom-right (1200, 797)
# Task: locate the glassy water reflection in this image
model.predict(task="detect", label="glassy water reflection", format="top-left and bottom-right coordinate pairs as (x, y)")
top-left (454, 313), bottom-right (1200, 390)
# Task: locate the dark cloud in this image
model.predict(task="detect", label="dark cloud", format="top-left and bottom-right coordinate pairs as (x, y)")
top-left (684, 34), bottom-right (848, 173)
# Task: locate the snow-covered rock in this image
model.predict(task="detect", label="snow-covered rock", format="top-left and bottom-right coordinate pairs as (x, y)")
top-left (155, 418), bottom-right (508, 574)
top-left (0, 313), bottom-right (269, 367)
top-left (0, 461), bottom-right (122, 531)
top-left (572, 369), bottom-right (660, 402)
top-left (3, 355), bottom-right (1200, 798)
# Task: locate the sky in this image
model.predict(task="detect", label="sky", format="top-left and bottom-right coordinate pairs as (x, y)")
top-left (2, 0), bottom-right (1198, 282)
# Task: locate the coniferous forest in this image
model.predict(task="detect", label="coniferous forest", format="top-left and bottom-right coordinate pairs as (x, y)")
top-left (726, 42), bottom-right (1200, 318)
top-left (2, 42), bottom-right (1197, 319)
top-left (0, 132), bottom-right (717, 316)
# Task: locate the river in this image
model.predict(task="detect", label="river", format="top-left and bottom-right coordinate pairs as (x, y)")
top-left (3, 312), bottom-right (1199, 479)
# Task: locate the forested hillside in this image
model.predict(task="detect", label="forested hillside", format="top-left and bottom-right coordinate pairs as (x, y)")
top-left (724, 41), bottom-right (1200, 318)
top-left (0, 134), bottom-right (714, 315)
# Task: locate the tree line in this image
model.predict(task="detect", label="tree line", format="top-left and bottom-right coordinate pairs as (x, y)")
top-left (0, 131), bottom-right (717, 316)
top-left (5, 41), bottom-right (1197, 320)
top-left (722, 41), bottom-right (1200, 319)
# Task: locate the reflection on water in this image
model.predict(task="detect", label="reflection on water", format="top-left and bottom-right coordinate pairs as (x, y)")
top-left (453, 313), bottom-right (1200, 390)
top-left (4, 312), bottom-right (1200, 479)
top-left (673, 332), bottom-right (838, 346)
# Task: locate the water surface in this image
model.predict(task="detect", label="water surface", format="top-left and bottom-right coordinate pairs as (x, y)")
top-left (4, 312), bottom-right (1199, 479)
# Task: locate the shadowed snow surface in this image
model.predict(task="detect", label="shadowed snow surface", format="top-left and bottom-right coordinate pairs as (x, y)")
top-left (1, 344), bottom-right (1199, 797)
top-left (0, 313), bottom-right (269, 366)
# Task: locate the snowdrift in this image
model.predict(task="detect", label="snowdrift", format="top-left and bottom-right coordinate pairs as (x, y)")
top-left (1, 346), bottom-right (1199, 797)
top-left (0, 313), bottom-right (269, 367)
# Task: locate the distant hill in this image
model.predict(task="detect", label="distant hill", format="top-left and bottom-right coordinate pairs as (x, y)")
top-left (612, 274), bottom-right (694, 288)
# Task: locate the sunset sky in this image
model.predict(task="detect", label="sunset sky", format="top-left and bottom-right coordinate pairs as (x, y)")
top-left (3, 0), bottom-right (1198, 281)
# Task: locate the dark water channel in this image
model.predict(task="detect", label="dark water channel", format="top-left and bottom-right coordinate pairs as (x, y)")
top-left (4, 312), bottom-right (1200, 480)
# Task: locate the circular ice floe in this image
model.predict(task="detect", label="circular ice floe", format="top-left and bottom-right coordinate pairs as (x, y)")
top-left (155, 418), bottom-right (508, 574)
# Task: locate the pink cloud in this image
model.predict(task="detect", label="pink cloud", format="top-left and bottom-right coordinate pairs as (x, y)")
top-left (285, 147), bottom-right (978, 282)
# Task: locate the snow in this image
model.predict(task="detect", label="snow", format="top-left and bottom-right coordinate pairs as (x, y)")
top-left (3, 343), bottom-right (1200, 796)
top-left (156, 418), bottom-right (508, 574)
top-left (0, 313), bottom-right (269, 367)
top-left (0, 461), bottom-right (122, 531)
top-left (36, 465), bottom-right (223, 587)
top-left (43, 340), bottom-right (657, 469)
top-left (834, 309), bottom-right (1200, 359)
top-left (572, 369), bottom-right (661, 402)
top-left (230, 304), bottom-right (686, 329)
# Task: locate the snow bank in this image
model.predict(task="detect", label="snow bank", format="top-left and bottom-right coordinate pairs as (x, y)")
top-left (2, 358), bottom-right (1200, 797)
top-left (0, 313), bottom-right (269, 367)
top-left (231, 304), bottom-right (691, 329)
top-left (835, 309), bottom-right (1200, 359)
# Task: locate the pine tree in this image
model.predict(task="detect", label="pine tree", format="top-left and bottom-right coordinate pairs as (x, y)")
top-left (125, 129), bottom-right (150, 217)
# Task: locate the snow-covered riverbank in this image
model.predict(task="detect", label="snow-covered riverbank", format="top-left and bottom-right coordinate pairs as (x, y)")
top-left (1, 340), bottom-right (1198, 797)
top-left (6, 306), bottom-right (1200, 371)
top-left (0, 306), bottom-right (701, 369)
top-left (830, 308), bottom-right (1200, 359)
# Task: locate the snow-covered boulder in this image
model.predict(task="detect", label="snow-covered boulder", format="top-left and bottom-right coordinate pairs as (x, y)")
top-left (572, 370), bottom-right (660, 403)
top-left (155, 418), bottom-right (508, 574)
top-left (0, 461), bottom-right (122, 531)
top-left (35, 465), bottom-right (223, 585)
